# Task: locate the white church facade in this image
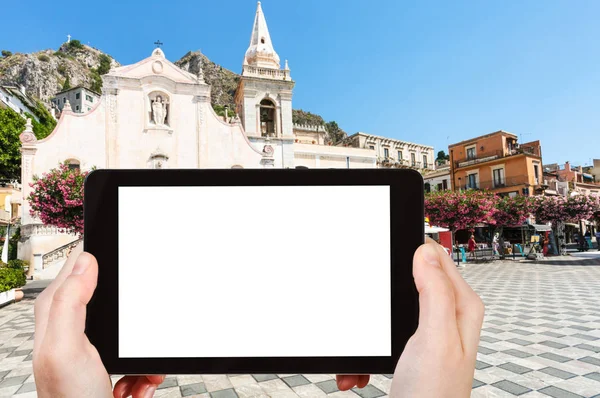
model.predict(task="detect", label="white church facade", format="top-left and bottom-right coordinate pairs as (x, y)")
top-left (17, 2), bottom-right (431, 271)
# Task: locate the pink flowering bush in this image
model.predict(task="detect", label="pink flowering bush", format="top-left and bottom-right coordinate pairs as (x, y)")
top-left (532, 195), bottom-right (568, 225)
top-left (564, 194), bottom-right (599, 222)
top-left (28, 162), bottom-right (89, 235)
top-left (425, 190), bottom-right (498, 232)
top-left (493, 195), bottom-right (534, 227)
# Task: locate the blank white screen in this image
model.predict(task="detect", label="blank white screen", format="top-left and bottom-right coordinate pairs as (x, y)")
top-left (118, 186), bottom-right (391, 358)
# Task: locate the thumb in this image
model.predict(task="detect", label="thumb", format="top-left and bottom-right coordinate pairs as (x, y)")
top-left (45, 252), bottom-right (98, 351)
top-left (412, 243), bottom-right (458, 333)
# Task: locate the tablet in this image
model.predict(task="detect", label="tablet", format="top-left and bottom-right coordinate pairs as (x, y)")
top-left (84, 169), bottom-right (423, 375)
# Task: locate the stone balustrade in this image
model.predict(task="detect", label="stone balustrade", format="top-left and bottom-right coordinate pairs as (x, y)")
top-left (21, 223), bottom-right (76, 238)
top-left (242, 65), bottom-right (290, 81)
top-left (293, 124), bottom-right (327, 133)
top-left (42, 238), bottom-right (82, 269)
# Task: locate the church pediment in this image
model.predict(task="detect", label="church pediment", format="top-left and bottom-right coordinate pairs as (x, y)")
top-left (109, 48), bottom-right (201, 84)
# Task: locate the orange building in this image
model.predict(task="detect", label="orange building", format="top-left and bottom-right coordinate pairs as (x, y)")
top-left (449, 131), bottom-right (543, 197)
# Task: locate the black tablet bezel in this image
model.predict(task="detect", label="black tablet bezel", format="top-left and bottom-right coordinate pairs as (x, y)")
top-left (84, 168), bottom-right (423, 375)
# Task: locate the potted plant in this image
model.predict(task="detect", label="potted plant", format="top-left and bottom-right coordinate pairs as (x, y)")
top-left (0, 260), bottom-right (27, 307)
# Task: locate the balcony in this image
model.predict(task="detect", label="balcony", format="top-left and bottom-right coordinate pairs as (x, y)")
top-left (454, 146), bottom-right (542, 169)
top-left (457, 174), bottom-right (533, 191)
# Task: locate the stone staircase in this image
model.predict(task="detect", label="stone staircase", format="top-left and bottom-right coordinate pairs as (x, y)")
top-left (33, 238), bottom-right (82, 280)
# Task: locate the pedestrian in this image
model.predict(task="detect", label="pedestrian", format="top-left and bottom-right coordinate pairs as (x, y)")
top-left (32, 241), bottom-right (484, 398)
top-left (596, 231), bottom-right (600, 251)
top-left (468, 234), bottom-right (476, 258)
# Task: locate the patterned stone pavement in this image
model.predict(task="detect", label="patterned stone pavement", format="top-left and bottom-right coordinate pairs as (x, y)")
top-left (0, 257), bottom-right (600, 397)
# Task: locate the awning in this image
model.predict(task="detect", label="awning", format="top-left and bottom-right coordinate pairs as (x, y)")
top-left (564, 223), bottom-right (579, 228)
top-left (425, 225), bottom-right (449, 234)
top-left (530, 224), bottom-right (552, 232)
top-left (583, 173), bottom-right (594, 179)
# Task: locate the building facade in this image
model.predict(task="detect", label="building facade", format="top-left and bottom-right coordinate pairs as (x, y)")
top-left (51, 86), bottom-right (101, 114)
top-left (449, 130), bottom-right (543, 197)
top-left (423, 161), bottom-right (452, 192)
top-left (0, 85), bottom-right (40, 122)
top-left (18, 2), bottom-right (383, 269)
top-left (341, 133), bottom-right (434, 171)
top-left (545, 162), bottom-right (600, 197)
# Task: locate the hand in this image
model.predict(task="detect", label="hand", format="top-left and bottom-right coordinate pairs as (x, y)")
top-left (390, 240), bottom-right (484, 397)
top-left (33, 244), bottom-right (165, 398)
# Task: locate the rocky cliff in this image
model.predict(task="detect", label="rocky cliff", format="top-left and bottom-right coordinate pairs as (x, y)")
top-left (0, 41), bottom-right (119, 101)
top-left (0, 42), bottom-right (345, 140)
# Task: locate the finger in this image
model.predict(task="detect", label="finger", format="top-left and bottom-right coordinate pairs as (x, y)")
top-left (433, 243), bottom-right (485, 358)
top-left (34, 243), bottom-right (84, 353)
top-left (44, 252), bottom-right (98, 352)
top-left (357, 375), bottom-right (370, 388)
top-left (413, 243), bottom-right (459, 335)
top-left (131, 376), bottom-right (158, 398)
top-left (113, 376), bottom-right (136, 398)
top-left (337, 375), bottom-right (358, 391)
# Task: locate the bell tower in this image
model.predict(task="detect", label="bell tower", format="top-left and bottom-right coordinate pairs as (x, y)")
top-left (235, 2), bottom-right (295, 167)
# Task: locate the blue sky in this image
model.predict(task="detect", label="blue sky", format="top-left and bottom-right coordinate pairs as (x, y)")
top-left (2, 0), bottom-right (599, 165)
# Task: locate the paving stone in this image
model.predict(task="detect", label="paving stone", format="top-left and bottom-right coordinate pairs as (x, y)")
top-left (503, 349), bottom-right (533, 358)
top-left (578, 356), bottom-right (600, 366)
top-left (491, 380), bottom-right (531, 395)
top-left (539, 341), bottom-right (569, 349)
top-left (281, 375), bottom-right (310, 388)
top-left (571, 333), bottom-right (598, 341)
top-left (475, 360), bottom-right (492, 370)
top-left (541, 331), bottom-right (567, 338)
top-left (472, 379), bottom-right (485, 389)
top-left (315, 380), bottom-right (339, 394)
top-left (159, 378), bottom-right (178, 389)
top-left (180, 383), bottom-right (207, 396)
top-left (6, 349), bottom-right (32, 358)
top-left (0, 375), bottom-right (29, 388)
top-left (478, 346), bottom-right (497, 355)
top-left (510, 329), bottom-right (534, 336)
top-left (507, 338), bottom-right (534, 346)
top-left (0, 370), bottom-right (9, 381)
top-left (538, 386), bottom-right (585, 398)
top-left (497, 362), bottom-right (533, 374)
top-left (539, 353), bottom-right (572, 363)
top-left (483, 327), bottom-right (505, 334)
top-left (351, 385), bottom-right (385, 398)
top-left (210, 388), bottom-right (238, 398)
top-left (252, 374), bottom-right (279, 382)
top-left (15, 382), bottom-right (36, 394)
top-left (539, 367), bottom-right (577, 380)
top-left (568, 325), bottom-right (594, 332)
top-left (584, 372), bottom-right (600, 383)
top-left (574, 343), bottom-right (600, 353)
top-left (480, 336), bottom-right (501, 343)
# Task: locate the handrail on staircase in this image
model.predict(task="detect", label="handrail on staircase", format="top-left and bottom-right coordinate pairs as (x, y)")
top-left (42, 238), bottom-right (82, 269)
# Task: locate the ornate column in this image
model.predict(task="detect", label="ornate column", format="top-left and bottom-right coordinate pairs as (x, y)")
top-left (261, 141), bottom-right (275, 168)
top-left (103, 77), bottom-right (119, 168)
top-left (19, 119), bottom-right (38, 227)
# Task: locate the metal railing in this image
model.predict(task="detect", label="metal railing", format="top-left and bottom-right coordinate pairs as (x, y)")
top-left (42, 238), bottom-right (82, 269)
top-left (455, 146), bottom-right (541, 169)
top-left (457, 174), bottom-right (533, 191)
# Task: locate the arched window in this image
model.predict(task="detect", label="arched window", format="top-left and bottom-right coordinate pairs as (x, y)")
top-left (259, 99), bottom-right (276, 137)
top-left (66, 159), bottom-right (80, 170)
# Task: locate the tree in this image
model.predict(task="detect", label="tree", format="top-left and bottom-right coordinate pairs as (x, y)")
top-left (0, 108), bottom-right (26, 181)
top-left (564, 194), bottom-right (599, 224)
top-left (97, 54), bottom-right (112, 75)
top-left (1, 50), bottom-right (12, 58)
top-left (425, 190), bottom-right (498, 243)
top-left (62, 75), bottom-right (71, 91)
top-left (67, 40), bottom-right (84, 51)
top-left (28, 162), bottom-right (90, 235)
top-left (436, 150), bottom-right (450, 163)
top-left (325, 121), bottom-right (347, 145)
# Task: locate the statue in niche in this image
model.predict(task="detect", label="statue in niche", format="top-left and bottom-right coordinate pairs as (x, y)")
top-left (151, 95), bottom-right (168, 126)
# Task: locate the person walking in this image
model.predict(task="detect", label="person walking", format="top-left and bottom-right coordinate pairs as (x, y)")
top-left (468, 235), bottom-right (477, 258)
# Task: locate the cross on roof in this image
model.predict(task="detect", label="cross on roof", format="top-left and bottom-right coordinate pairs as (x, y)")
top-left (154, 40), bottom-right (163, 48)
